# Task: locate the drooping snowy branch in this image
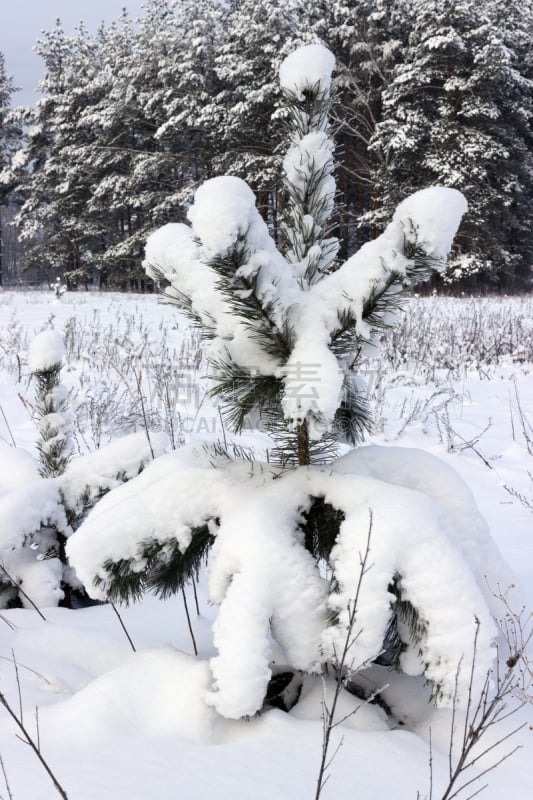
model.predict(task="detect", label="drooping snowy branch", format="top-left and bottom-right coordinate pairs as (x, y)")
top-left (66, 443), bottom-right (503, 717)
top-left (144, 176), bottom-right (300, 377)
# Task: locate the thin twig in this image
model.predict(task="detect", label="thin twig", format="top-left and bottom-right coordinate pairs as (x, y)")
top-left (421, 585), bottom-right (532, 800)
top-left (0, 690), bottom-right (69, 799)
top-left (0, 656), bottom-right (51, 685)
top-left (35, 706), bottom-right (40, 753)
top-left (181, 587), bottom-right (198, 656)
top-left (513, 382), bottom-right (533, 455)
top-left (429, 727), bottom-right (433, 800)
top-left (0, 403), bottom-right (16, 447)
top-left (11, 651), bottom-right (23, 724)
top-left (110, 603), bottom-right (136, 652)
top-left (315, 510), bottom-right (374, 800)
top-left (0, 753), bottom-right (13, 800)
top-left (132, 364), bottom-right (155, 459)
top-left (192, 577), bottom-right (200, 617)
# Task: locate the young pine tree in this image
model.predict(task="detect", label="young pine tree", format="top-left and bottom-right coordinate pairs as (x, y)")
top-left (0, 330), bottom-right (169, 611)
top-left (67, 45), bottom-right (509, 720)
top-left (30, 329), bottom-right (73, 478)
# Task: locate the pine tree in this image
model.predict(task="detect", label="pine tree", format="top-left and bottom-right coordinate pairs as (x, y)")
top-left (0, 329), bottom-right (171, 611)
top-left (12, 3), bottom-right (225, 289)
top-left (0, 51), bottom-right (23, 286)
top-left (208, 0), bottom-right (313, 220)
top-left (482, 0), bottom-right (533, 288)
top-left (66, 45), bottom-right (508, 722)
top-left (368, 0), bottom-right (533, 287)
top-left (308, 0), bottom-right (408, 256)
top-left (11, 22), bottom-right (95, 284)
top-left (74, 12), bottom-right (151, 288)
top-left (98, 0), bottom-right (224, 283)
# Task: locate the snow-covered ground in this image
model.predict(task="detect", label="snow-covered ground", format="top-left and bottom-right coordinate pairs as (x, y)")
top-left (0, 289), bottom-right (531, 800)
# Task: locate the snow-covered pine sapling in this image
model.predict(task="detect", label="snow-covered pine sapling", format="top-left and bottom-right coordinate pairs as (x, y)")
top-left (67, 44), bottom-right (511, 722)
top-left (29, 329), bottom-right (73, 479)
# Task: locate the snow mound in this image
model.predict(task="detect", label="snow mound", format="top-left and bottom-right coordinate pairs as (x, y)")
top-left (0, 448), bottom-right (39, 498)
top-left (40, 648), bottom-right (216, 744)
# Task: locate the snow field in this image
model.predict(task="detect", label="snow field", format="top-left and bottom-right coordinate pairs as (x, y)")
top-left (0, 289), bottom-right (531, 799)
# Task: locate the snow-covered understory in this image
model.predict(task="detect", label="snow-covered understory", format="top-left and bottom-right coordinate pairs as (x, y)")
top-left (0, 290), bottom-right (531, 800)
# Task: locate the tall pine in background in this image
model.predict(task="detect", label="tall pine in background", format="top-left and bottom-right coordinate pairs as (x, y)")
top-left (309, 0), bottom-right (407, 257)
top-left (208, 0), bottom-right (312, 224)
top-left (368, 0), bottom-right (533, 287)
top-left (0, 51), bottom-right (22, 286)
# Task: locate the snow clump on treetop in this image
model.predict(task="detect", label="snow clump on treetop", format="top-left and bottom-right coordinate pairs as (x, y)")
top-left (29, 329), bottom-right (64, 372)
top-left (279, 43), bottom-right (335, 98)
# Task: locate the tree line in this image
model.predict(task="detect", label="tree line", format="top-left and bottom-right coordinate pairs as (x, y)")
top-left (0, 0), bottom-right (531, 291)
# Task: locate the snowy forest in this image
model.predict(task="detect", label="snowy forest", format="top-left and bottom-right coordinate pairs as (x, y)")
top-left (0, 0), bottom-right (532, 291)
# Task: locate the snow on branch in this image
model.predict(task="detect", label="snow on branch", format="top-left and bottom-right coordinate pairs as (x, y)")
top-left (281, 187), bottom-right (468, 425)
top-left (67, 444), bottom-right (502, 718)
top-left (0, 432), bottom-right (169, 609)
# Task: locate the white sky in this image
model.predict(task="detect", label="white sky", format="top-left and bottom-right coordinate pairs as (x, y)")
top-left (0, 0), bottom-right (145, 107)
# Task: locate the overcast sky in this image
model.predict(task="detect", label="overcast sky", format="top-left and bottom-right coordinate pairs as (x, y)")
top-left (1, 1), bottom-right (145, 107)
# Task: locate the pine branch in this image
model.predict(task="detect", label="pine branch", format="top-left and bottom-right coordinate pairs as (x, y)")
top-left (145, 261), bottom-right (217, 337)
top-left (300, 497), bottom-right (345, 560)
top-left (208, 354), bottom-right (284, 434)
top-left (206, 235), bottom-right (293, 360)
top-left (96, 525), bottom-right (215, 604)
top-left (377, 573), bottom-right (429, 677)
top-left (332, 375), bottom-right (372, 445)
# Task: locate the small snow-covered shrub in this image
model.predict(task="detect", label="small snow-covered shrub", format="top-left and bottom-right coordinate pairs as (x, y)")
top-left (0, 431), bottom-right (169, 609)
top-left (67, 45), bottom-right (511, 720)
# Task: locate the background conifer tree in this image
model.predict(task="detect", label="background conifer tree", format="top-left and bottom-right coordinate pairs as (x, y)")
top-left (0, 51), bottom-right (23, 286)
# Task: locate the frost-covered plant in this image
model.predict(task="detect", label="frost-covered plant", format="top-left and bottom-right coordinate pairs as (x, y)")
top-left (50, 277), bottom-right (67, 301)
top-left (66, 45), bottom-right (510, 719)
top-left (61, 309), bottom-right (191, 451)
